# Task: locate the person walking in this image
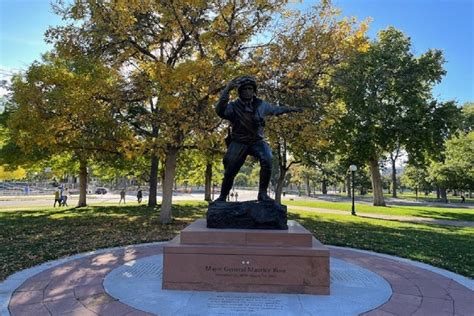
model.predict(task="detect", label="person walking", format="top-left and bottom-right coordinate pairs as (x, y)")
top-left (137, 188), bottom-right (143, 204)
top-left (54, 189), bottom-right (61, 207)
top-left (119, 189), bottom-right (126, 204)
top-left (61, 188), bottom-right (69, 206)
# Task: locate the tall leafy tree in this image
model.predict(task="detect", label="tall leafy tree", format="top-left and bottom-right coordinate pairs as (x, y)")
top-left (48, 0), bottom-right (287, 223)
top-left (7, 54), bottom-right (130, 206)
top-left (428, 131), bottom-right (474, 197)
top-left (251, 2), bottom-right (369, 203)
top-left (334, 27), bottom-right (454, 206)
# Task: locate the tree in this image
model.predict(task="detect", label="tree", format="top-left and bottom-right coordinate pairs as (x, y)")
top-left (0, 166), bottom-right (26, 181)
top-left (428, 132), bottom-right (474, 198)
top-left (460, 102), bottom-right (474, 133)
top-left (7, 54), bottom-right (130, 206)
top-left (251, 2), bottom-right (369, 203)
top-left (48, 0), bottom-right (288, 222)
top-left (334, 27), bottom-right (453, 206)
top-left (401, 165), bottom-right (430, 199)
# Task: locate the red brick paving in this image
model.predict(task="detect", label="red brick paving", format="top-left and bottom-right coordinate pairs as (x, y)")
top-left (6, 244), bottom-right (474, 316)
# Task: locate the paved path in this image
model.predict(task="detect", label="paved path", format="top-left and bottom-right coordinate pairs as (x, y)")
top-left (1, 192), bottom-right (473, 227)
top-left (288, 206), bottom-right (474, 227)
top-left (3, 243), bottom-right (473, 316)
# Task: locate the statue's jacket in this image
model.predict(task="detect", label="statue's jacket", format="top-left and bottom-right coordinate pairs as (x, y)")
top-left (215, 89), bottom-right (294, 145)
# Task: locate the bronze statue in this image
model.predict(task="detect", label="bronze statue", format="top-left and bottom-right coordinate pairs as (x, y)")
top-left (214, 76), bottom-right (302, 202)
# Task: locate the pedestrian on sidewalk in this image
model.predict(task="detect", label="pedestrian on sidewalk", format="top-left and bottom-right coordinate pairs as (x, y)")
top-left (137, 188), bottom-right (143, 204)
top-left (119, 189), bottom-right (126, 204)
top-left (54, 189), bottom-right (61, 207)
top-left (61, 188), bottom-right (69, 207)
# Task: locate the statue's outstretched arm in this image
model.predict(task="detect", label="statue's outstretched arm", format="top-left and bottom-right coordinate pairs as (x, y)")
top-left (264, 102), bottom-right (304, 116)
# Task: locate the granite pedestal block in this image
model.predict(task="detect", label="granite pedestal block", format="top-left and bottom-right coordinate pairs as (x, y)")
top-left (162, 219), bottom-right (330, 295)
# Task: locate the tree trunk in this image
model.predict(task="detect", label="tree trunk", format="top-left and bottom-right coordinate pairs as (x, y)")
top-left (204, 161), bottom-right (212, 201)
top-left (160, 161), bottom-right (165, 187)
top-left (321, 179), bottom-right (328, 194)
top-left (369, 156), bottom-right (386, 206)
top-left (78, 158), bottom-right (88, 207)
top-left (436, 187), bottom-right (440, 199)
top-left (160, 148), bottom-right (178, 224)
top-left (148, 154), bottom-right (159, 206)
top-left (440, 187), bottom-right (448, 203)
top-left (390, 154), bottom-right (398, 198)
top-left (346, 174), bottom-right (351, 198)
top-left (305, 175), bottom-right (311, 197)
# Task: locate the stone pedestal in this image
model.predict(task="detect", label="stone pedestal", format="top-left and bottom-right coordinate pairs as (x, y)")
top-left (162, 219), bottom-right (330, 295)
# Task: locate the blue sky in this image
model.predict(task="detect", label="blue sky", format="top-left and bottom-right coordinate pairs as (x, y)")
top-left (1, 0), bottom-right (473, 104)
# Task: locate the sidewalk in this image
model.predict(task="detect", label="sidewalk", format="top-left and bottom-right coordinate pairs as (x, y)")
top-left (2, 243), bottom-right (473, 315)
top-left (1, 192), bottom-right (473, 227)
top-left (289, 205), bottom-right (474, 227)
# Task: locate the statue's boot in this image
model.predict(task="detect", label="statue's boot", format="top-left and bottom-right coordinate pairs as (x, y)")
top-left (214, 195), bottom-right (227, 202)
top-left (257, 191), bottom-right (274, 202)
top-left (215, 174), bottom-right (234, 202)
top-left (257, 158), bottom-right (273, 201)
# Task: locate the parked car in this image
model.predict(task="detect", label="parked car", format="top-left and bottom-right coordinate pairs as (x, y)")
top-left (95, 187), bottom-right (108, 194)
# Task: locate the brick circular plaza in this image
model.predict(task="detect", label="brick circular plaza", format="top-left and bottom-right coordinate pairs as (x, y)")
top-left (1, 242), bottom-right (473, 316)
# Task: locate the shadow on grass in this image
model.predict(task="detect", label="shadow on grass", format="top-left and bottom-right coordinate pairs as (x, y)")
top-left (0, 202), bottom-right (208, 281)
top-left (287, 200), bottom-right (474, 222)
top-left (288, 212), bottom-right (474, 279)
top-left (371, 205), bottom-right (474, 222)
top-left (411, 209), bottom-right (474, 222)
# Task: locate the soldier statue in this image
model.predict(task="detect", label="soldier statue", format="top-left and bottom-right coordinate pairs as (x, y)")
top-left (214, 76), bottom-right (302, 202)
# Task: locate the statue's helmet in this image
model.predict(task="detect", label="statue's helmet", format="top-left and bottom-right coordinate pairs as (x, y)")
top-left (237, 76), bottom-right (257, 94)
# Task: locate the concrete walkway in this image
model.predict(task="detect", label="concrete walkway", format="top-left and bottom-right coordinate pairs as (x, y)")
top-left (288, 206), bottom-right (474, 227)
top-left (2, 243), bottom-right (473, 316)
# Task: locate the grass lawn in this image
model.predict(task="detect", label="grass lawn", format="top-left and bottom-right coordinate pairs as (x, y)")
top-left (328, 192), bottom-right (473, 204)
top-left (287, 209), bottom-right (473, 278)
top-left (1, 202), bottom-right (473, 281)
top-left (284, 199), bottom-right (474, 222)
top-left (0, 202), bottom-right (204, 281)
top-left (383, 192), bottom-right (474, 204)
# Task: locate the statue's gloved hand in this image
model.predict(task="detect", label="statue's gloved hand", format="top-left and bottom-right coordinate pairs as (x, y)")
top-left (227, 75), bottom-right (256, 90)
top-left (227, 77), bottom-right (242, 90)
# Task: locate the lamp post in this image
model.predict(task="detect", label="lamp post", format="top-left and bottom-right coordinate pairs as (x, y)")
top-left (349, 165), bottom-right (357, 216)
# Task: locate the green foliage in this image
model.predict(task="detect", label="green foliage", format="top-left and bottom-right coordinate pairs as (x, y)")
top-left (332, 27), bottom-right (462, 205)
top-left (401, 164), bottom-right (432, 192)
top-left (428, 132), bottom-right (474, 191)
top-left (8, 54), bottom-right (129, 160)
top-left (175, 149), bottom-right (223, 186)
top-left (461, 102), bottom-right (474, 133)
top-left (334, 27), bottom-right (456, 163)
